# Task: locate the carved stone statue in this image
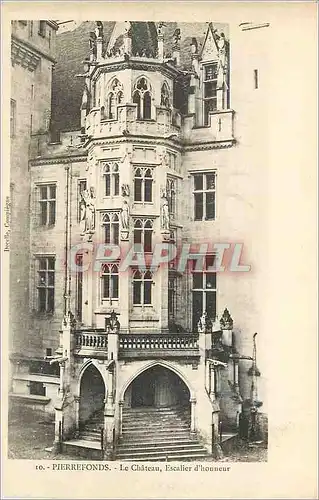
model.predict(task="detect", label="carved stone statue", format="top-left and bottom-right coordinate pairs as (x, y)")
top-left (63, 310), bottom-right (76, 329)
top-left (121, 199), bottom-right (129, 230)
top-left (121, 183), bottom-right (130, 197)
top-left (216, 32), bottom-right (227, 88)
top-left (172, 28), bottom-right (181, 46)
top-left (157, 22), bottom-right (165, 36)
top-left (81, 187), bottom-right (96, 232)
top-left (89, 32), bottom-right (97, 60)
top-left (160, 194), bottom-right (170, 231)
top-left (197, 311), bottom-right (212, 333)
top-left (124, 21), bottom-right (132, 37)
top-left (105, 310), bottom-right (120, 334)
top-left (220, 308), bottom-right (233, 330)
top-left (95, 21), bottom-right (103, 38)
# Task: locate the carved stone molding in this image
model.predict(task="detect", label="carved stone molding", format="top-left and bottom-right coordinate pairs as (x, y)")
top-left (11, 39), bottom-right (41, 72)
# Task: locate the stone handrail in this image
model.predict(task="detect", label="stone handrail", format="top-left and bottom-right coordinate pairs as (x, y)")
top-left (119, 333), bottom-right (199, 351)
top-left (75, 331), bottom-right (108, 350)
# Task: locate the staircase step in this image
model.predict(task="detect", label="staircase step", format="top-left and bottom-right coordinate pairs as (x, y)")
top-left (117, 438), bottom-right (197, 448)
top-left (117, 448), bottom-right (208, 459)
top-left (120, 453), bottom-right (209, 462)
top-left (117, 443), bottom-right (205, 455)
top-left (122, 428), bottom-right (191, 435)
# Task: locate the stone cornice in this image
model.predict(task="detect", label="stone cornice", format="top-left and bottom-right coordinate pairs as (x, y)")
top-left (11, 38), bottom-right (41, 72)
top-left (84, 135), bottom-right (183, 153)
top-left (11, 34), bottom-right (57, 66)
top-left (183, 139), bottom-right (235, 152)
top-left (29, 154), bottom-right (87, 167)
top-left (29, 138), bottom-right (235, 166)
top-left (91, 59), bottom-right (182, 82)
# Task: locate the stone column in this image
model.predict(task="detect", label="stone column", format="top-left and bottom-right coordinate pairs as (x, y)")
top-left (158, 33), bottom-right (164, 60)
top-left (190, 397), bottom-right (197, 433)
top-left (188, 74), bottom-right (196, 115)
top-left (96, 37), bottom-right (103, 60)
top-left (74, 395), bottom-right (80, 437)
top-left (119, 400), bottom-right (124, 437)
top-left (209, 364), bottom-right (216, 401)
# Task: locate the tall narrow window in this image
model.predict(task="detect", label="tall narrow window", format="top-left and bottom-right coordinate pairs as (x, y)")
top-left (133, 77), bottom-right (152, 120)
top-left (133, 219), bottom-right (153, 253)
top-left (39, 20), bottom-right (46, 37)
top-left (101, 264), bottom-right (119, 301)
top-left (166, 177), bottom-right (176, 218)
top-left (107, 93), bottom-right (115, 119)
top-left (76, 254), bottom-right (83, 322)
top-left (203, 63), bottom-right (218, 125)
top-left (133, 91), bottom-right (141, 119)
top-left (39, 184), bottom-right (56, 226)
top-left (29, 21), bottom-right (33, 37)
top-left (160, 82), bottom-right (170, 108)
top-left (192, 255), bottom-right (217, 330)
top-left (10, 99), bottom-right (16, 138)
top-left (36, 256), bottom-right (55, 313)
top-left (102, 212), bottom-right (120, 245)
top-left (78, 179), bottom-right (87, 222)
top-left (133, 270), bottom-right (153, 305)
top-left (193, 172), bottom-right (216, 221)
top-left (254, 69), bottom-right (259, 89)
top-left (134, 167), bottom-right (153, 203)
top-left (168, 275), bottom-right (177, 321)
top-left (103, 163), bottom-right (120, 197)
top-left (104, 78), bottom-right (123, 120)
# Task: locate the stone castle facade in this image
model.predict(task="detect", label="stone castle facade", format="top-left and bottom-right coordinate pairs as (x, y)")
top-left (10, 20), bottom-right (268, 459)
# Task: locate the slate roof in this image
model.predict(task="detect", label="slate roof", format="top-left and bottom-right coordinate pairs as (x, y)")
top-left (50, 21), bottom-right (227, 133)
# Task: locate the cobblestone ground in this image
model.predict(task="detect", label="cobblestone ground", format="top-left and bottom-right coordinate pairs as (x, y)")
top-left (8, 406), bottom-right (267, 462)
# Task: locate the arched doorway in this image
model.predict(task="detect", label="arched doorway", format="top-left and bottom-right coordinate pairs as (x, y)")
top-left (79, 364), bottom-right (105, 427)
top-left (124, 365), bottom-right (190, 410)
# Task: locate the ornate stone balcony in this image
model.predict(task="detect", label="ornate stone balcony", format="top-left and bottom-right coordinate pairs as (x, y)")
top-left (74, 329), bottom-right (108, 357)
top-left (85, 104), bottom-right (181, 141)
top-left (74, 330), bottom-right (201, 359)
top-left (118, 332), bottom-right (200, 359)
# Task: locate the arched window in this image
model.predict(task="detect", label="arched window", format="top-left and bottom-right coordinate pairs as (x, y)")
top-left (103, 162), bottom-right (120, 197)
top-left (133, 91), bottom-right (141, 119)
top-left (102, 212), bottom-right (120, 245)
top-left (133, 219), bottom-right (153, 253)
top-left (104, 78), bottom-right (123, 120)
top-left (166, 178), bottom-right (176, 217)
top-left (107, 93), bottom-right (115, 119)
top-left (143, 92), bottom-right (151, 119)
top-left (133, 269), bottom-right (153, 305)
top-left (133, 77), bottom-right (152, 120)
top-left (101, 263), bottom-right (119, 300)
top-left (134, 167), bottom-right (153, 202)
top-left (160, 82), bottom-right (170, 108)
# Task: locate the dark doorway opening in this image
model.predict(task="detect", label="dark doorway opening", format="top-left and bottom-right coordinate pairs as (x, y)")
top-left (126, 365), bottom-right (190, 409)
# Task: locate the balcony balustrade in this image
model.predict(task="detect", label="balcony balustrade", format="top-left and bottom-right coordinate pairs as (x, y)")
top-left (118, 332), bottom-right (200, 359)
top-left (74, 330), bottom-right (108, 356)
top-left (85, 104), bottom-right (181, 141)
top-left (73, 330), bottom-right (200, 359)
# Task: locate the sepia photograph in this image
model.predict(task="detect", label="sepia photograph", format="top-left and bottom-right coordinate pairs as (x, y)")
top-left (2, 2), bottom-right (317, 499)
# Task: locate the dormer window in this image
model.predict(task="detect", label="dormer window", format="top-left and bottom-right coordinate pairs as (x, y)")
top-left (133, 77), bottom-right (152, 120)
top-left (203, 63), bottom-right (218, 125)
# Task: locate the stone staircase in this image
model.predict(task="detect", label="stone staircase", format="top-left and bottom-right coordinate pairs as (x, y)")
top-left (116, 406), bottom-right (210, 461)
top-left (62, 406), bottom-right (237, 460)
top-left (61, 409), bottom-right (104, 460)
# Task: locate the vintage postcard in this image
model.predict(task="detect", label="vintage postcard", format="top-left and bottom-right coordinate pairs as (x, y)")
top-left (1, 1), bottom-right (317, 499)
